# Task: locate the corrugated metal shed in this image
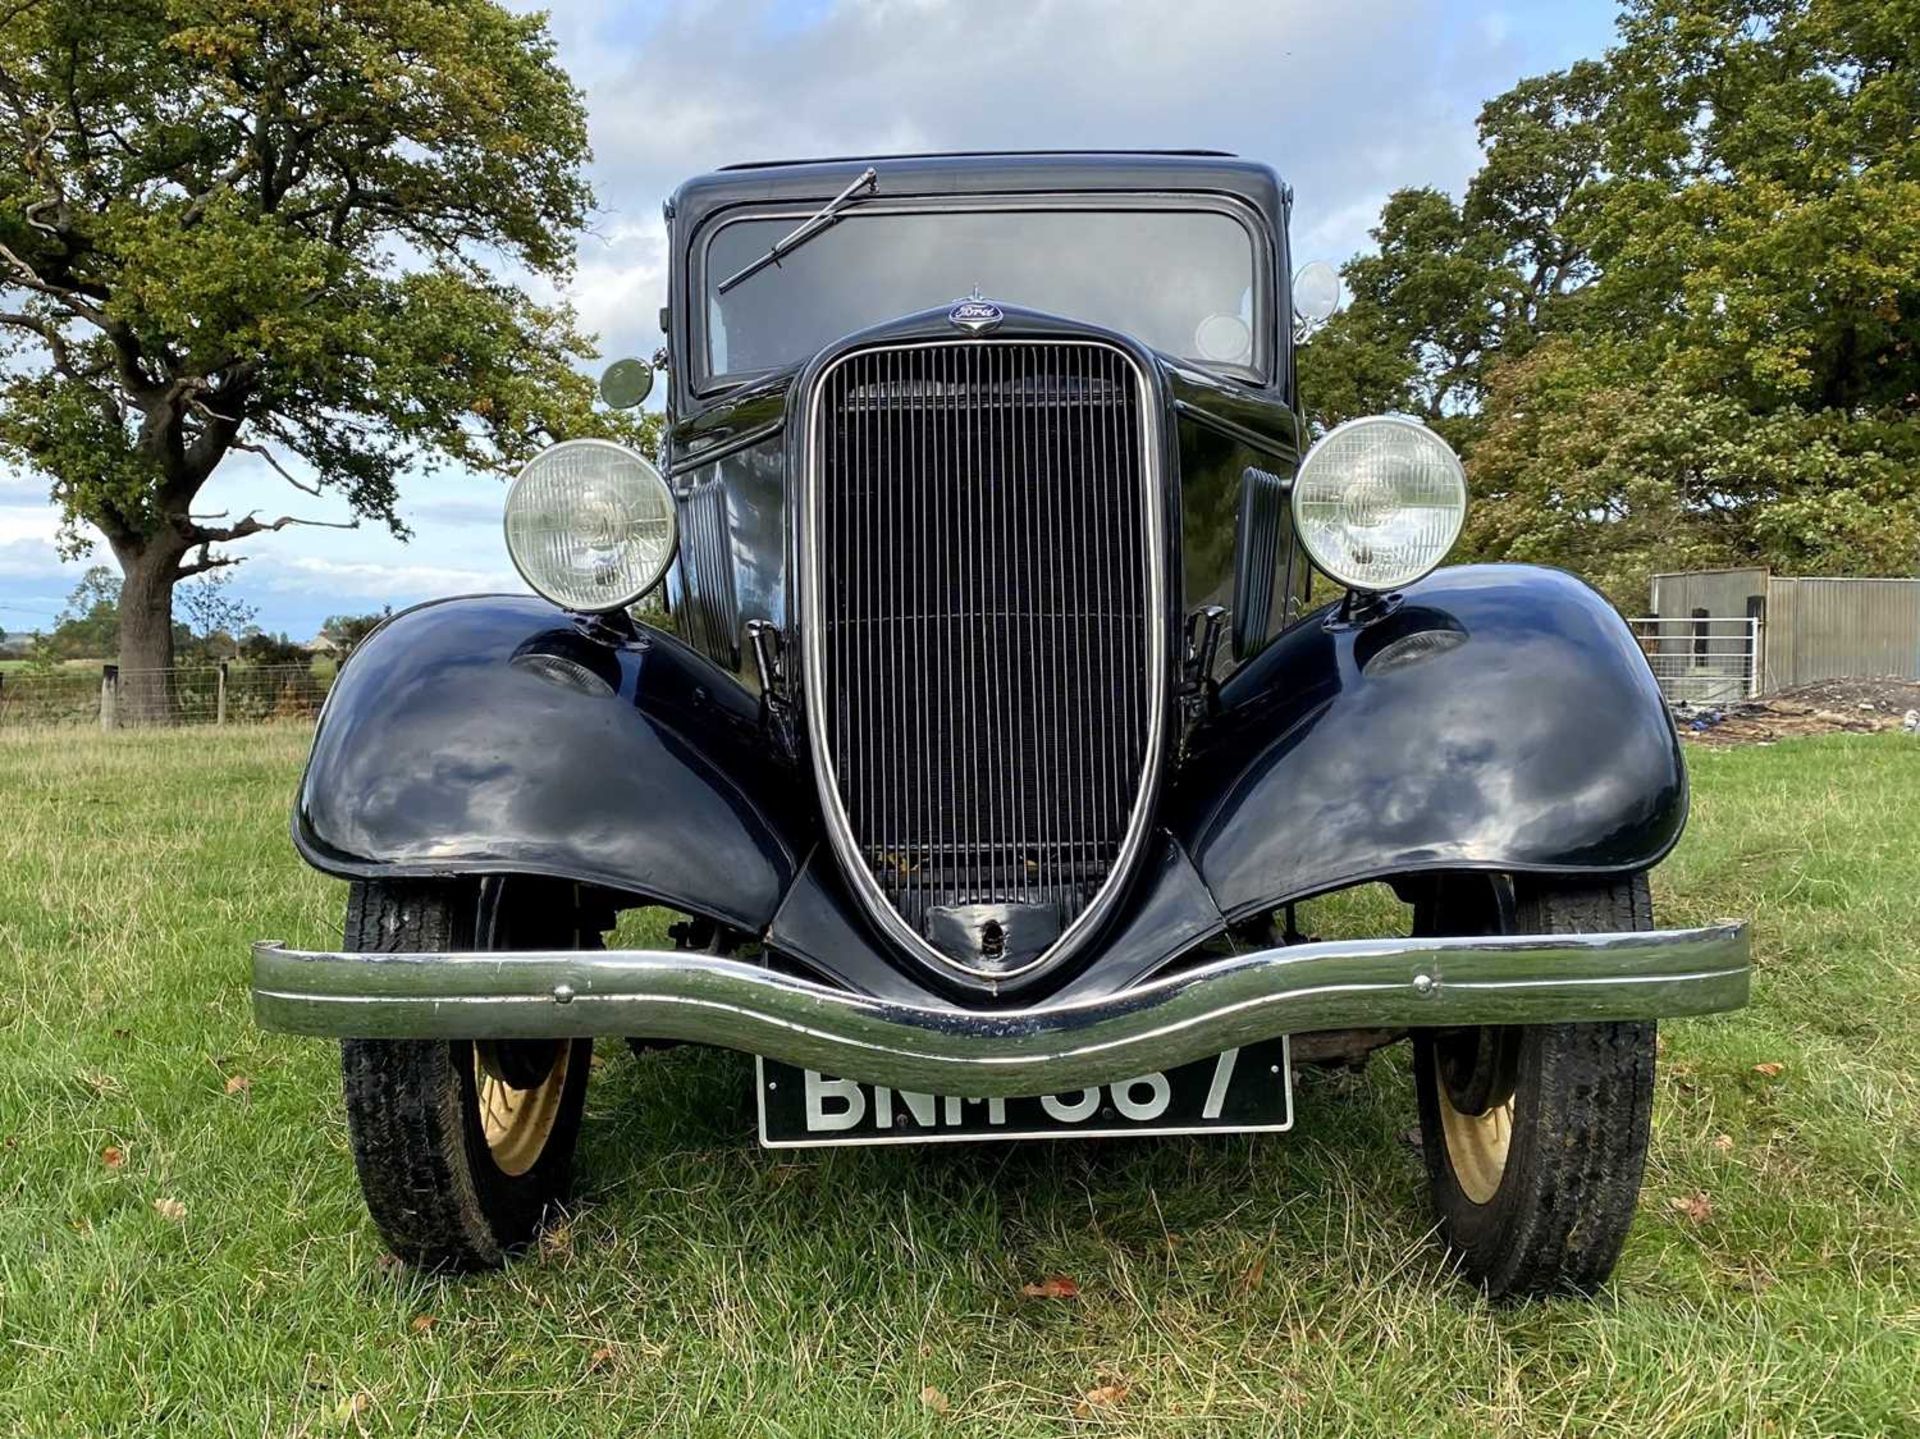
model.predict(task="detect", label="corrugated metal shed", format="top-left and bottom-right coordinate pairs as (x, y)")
top-left (1650, 568), bottom-right (1768, 621)
top-left (1649, 569), bottom-right (1920, 693)
top-left (1764, 578), bottom-right (1920, 688)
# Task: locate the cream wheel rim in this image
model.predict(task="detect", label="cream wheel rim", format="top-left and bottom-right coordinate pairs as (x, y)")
top-left (1435, 1055), bottom-right (1514, 1205)
top-left (473, 1045), bottom-right (570, 1177)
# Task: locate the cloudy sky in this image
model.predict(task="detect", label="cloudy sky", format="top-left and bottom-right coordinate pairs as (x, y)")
top-left (0, 0), bottom-right (1619, 642)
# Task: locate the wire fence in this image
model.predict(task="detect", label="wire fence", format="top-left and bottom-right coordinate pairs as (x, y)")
top-left (0, 663), bottom-right (330, 731)
top-left (0, 616), bottom-right (1774, 728)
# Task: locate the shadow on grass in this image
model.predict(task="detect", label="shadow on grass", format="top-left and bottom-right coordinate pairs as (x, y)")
top-left (563, 1039), bottom-right (1432, 1284)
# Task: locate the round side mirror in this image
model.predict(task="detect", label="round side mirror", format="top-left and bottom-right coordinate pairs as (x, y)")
top-left (1292, 261), bottom-right (1344, 328)
top-left (599, 357), bottom-right (655, 410)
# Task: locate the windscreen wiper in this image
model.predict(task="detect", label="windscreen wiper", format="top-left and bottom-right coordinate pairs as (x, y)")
top-left (716, 166), bottom-right (879, 295)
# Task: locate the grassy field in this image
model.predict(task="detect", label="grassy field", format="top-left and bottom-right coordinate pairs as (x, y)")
top-left (0, 727), bottom-right (1914, 1437)
top-left (0, 657), bottom-right (106, 673)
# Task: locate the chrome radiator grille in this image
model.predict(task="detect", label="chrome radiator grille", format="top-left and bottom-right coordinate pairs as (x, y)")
top-left (804, 339), bottom-right (1161, 977)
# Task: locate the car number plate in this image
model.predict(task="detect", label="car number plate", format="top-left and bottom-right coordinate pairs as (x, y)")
top-left (756, 1037), bottom-right (1293, 1148)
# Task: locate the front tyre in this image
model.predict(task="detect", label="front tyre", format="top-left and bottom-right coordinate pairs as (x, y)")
top-left (339, 878), bottom-right (593, 1270)
top-left (1412, 874), bottom-right (1658, 1298)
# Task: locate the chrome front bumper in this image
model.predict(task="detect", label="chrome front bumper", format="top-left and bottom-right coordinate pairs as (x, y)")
top-left (252, 923), bottom-right (1750, 1097)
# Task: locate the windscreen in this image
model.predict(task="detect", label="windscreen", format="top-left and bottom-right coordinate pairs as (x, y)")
top-left (702, 206), bottom-right (1263, 385)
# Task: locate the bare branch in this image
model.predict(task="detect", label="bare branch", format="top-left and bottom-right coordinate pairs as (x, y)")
top-left (180, 154), bottom-right (257, 227)
top-left (188, 509), bottom-right (359, 544)
top-left (24, 198), bottom-right (66, 235)
top-left (174, 544), bottom-right (245, 579)
top-left (0, 241), bottom-right (112, 328)
top-left (230, 441), bottom-right (322, 495)
top-left (0, 242), bottom-right (166, 403)
top-left (0, 308), bottom-right (64, 357)
top-left (1, 309), bottom-right (125, 420)
top-left (187, 393), bottom-right (244, 425)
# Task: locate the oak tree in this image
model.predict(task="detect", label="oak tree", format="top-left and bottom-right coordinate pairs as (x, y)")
top-left (0, 0), bottom-right (631, 718)
top-left (1298, 62), bottom-right (1609, 447)
top-left (1301, 0), bottom-right (1918, 606)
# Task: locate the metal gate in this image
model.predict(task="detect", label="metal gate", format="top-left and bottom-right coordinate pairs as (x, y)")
top-left (1629, 617), bottom-right (1759, 705)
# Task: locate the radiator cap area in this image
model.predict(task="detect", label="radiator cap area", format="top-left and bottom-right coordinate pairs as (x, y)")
top-left (925, 902), bottom-right (1061, 973)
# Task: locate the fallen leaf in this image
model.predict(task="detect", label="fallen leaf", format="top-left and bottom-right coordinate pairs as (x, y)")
top-left (1021, 1274), bottom-right (1080, 1300)
top-left (408, 1315), bottom-right (437, 1334)
top-left (587, 1345), bottom-right (616, 1373)
top-left (153, 1197), bottom-right (186, 1222)
top-left (1752, 1062), bottom-right (1785, 1078)
top-left (919, 1384), bottom-right (950, 1414)
top-left (332, 1392), bottom-right (370, 1422)
top-left (1713, 1133), bottom-right (1735, 1152)
top-left (101, 1146), bottom-right (125, 1169)
top-left (1080, 1383), bottom-right (1129, 1411)
top-left (224, 1074), bottom-right (252, 1095)
top-left (1238, 1251), bottom-right (1268, 1295)
top-left (1669, 1192), bottom-right (1714, 1223)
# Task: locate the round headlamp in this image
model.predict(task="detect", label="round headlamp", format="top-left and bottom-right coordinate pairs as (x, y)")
top-left (1292, 416), bottom-right (1466, 592)
top-left (504, 438), bottom-right (676, 612)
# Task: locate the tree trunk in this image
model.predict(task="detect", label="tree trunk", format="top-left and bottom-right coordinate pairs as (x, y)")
top-left (112, 538), bottom-right (185, 726)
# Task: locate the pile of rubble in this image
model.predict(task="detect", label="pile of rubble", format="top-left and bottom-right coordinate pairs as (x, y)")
top-left (1673, 677), bottom-right (1920, 746)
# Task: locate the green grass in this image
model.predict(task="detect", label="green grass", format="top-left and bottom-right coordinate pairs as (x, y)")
top-left (0, 656), bottom-right (101, 674)
top-left (0, 728), bottom-right (1914, 1437)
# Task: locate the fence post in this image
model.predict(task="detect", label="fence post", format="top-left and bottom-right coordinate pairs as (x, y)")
top-left (100, 664), bottom-right (118, 731)
top-left (216, 661), bottom-right (228, 726)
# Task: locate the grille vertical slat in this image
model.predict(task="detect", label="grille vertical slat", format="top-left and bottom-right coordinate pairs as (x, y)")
top-left (809, 339), bottom-right (1159, 972)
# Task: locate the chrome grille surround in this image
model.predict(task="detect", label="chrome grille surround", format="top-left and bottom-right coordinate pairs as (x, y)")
top-left (800, 337), bottom-right (1167, 984)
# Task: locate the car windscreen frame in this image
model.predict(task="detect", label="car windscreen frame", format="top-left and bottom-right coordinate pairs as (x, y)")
top-left (687, 191), bottom-right (1277, 396)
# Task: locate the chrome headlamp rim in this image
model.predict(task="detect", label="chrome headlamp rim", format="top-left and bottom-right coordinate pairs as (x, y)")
top-left (1292, 414), bottom-right (1467, 594)
top-left (502, 436), bottom-right (678, 614)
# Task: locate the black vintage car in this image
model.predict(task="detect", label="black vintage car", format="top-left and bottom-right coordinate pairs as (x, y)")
top-left (252, 152), bottom-right (1750, 1295)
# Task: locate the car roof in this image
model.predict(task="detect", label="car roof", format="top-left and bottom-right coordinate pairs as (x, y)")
top-left (668, 151), bottom-right (1288, 238)
top-left (718, 149), bottom-right (1239, 170)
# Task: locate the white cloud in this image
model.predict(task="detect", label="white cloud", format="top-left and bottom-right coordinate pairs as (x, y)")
top-left (580, 0), bottom-right (1481, 267)
top-left (265, 554), bottom-right (525, 601)
top-left (0, 505), bottom-right (62, 547)
top-left (0, 535), bottom-right (68, 579)
top-left (569, 218), bottom-right (671, 362)
top-left (0, 469), bottom-right (48, 499)
top-left (403, 496), bottom-right (507, 528)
